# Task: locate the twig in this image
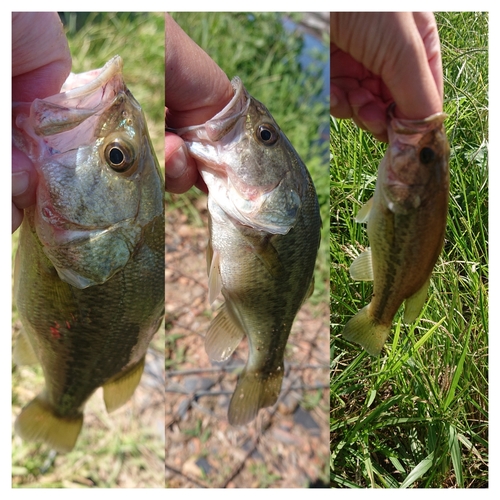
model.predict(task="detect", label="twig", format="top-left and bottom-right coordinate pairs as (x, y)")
top-left (165, 463), bottom-right (210, 488)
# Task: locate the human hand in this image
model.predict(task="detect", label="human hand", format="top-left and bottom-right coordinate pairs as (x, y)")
top-left (330, 12), bottom-right (443, 142)
top-left (12, 12), bottom-right (71, 233)
top-left (165, 13), bottom-right (233, 194)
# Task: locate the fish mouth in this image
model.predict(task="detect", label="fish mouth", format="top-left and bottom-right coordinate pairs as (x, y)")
top-left (169, 76), bottom-right (250, 143)
top-left (203, 77), bottom-right (250, 141)
top-left (59, 55), bottom-right (123, 100)
top-left (388, 106), bottom-right (447, 141)
top-left (14, 56), bottom-right (127, 156)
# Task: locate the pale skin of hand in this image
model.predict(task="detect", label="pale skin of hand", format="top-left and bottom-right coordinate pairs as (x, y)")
top-left (330, 12), bottom-right (443, 142)
top-left (165, 13), bottom-right (233, 194)
top-left (12, 12), bottom-right (72, 233)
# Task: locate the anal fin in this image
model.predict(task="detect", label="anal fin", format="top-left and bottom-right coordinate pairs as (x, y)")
top-left (302, 276), bottom-right (315, 304)
top-left (102, 356), bottom-right (145, 413)
top-left (404, 278), bottom-right (430, 323)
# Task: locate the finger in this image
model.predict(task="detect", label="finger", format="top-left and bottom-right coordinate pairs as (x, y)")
top-left (413, 12), bottom-right (444, 104)
top-left (12, 12), bottom-right (71, 101)
top-left (165, 14), bottom-right (233, 128)
top-left (330, 82), bottom-right (352, 119)
top-left (165, 132), bottom-right (204, 194)
top-left (12, 147), bottom-right (37, 209)
top-left (380, 13), bottom-right (442, 119)
top-left (12, 202), bottom-right (23, 234)
top-left (12, 146), bottom-right (38, 233)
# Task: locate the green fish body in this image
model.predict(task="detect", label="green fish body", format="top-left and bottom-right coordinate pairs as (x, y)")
top-left (343, 111), bottom-right (449, 356)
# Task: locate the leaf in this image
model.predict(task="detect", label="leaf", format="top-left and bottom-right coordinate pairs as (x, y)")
top-left (448, 424), bottom-right (464, 487)
top-left (400, 452), bottom-right (434, 488)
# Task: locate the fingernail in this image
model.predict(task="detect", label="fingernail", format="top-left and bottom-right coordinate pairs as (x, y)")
top-left (166, 145), bottom-right (187, 179)
top-left (12, 171), bottom-right (30, 196)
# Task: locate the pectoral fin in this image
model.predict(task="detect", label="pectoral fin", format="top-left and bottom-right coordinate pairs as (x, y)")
top-left (207, 247), bottom-right (222, 305)
top-left (349, 249), bottom-right (374, 281)
top-left (355, 197), bottom-right (373, 223)
top-left (249, 236), bottom-right (284, 279)
top-left (102, 356), bottom-right (145, 413)
top-left (13, 245), bottom-right (21, 299)
top-left (205, 303), bottom-right (245, 362)
top-left (404, 278), bottom-right (430, 323)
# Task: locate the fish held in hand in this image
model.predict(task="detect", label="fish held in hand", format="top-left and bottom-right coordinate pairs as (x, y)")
top-left (173, 77), bottom-right (321, 425)
top-left (343, 109), bottom-right (449, 356)
top-left (12, 56), bottom-right (164, 453)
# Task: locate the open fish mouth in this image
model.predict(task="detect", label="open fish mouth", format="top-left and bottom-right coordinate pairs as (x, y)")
top-left (13, 56), bottom-right (126, 155)
top-left (168, 76), bottom-right (250, 142)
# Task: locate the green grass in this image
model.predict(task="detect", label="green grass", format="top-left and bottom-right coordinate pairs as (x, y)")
top-left (12, 13), bottom-right (165, 488)
top-left (168, 12), bottom-right (330, 296)
top-left (330, 12), bottom-right (488, 488)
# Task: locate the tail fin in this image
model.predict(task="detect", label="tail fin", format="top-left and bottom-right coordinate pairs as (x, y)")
top-left (228, 367), bottom-right (284, 425)
top-left (15, 394), bottom-right (83, 454)
top-left (342, 305), bottom-right (390, 356)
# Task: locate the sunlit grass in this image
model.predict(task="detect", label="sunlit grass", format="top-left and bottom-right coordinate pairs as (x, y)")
top-left (330, 12), bottom-right (488, 488)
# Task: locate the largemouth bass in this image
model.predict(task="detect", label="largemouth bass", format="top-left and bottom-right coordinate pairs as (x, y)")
top-left (343, 109), bottom-right (449, 356)
top-left (172, 77), bottom-right (321, 425)
top-left (12, 56), bottom-right (164, 453)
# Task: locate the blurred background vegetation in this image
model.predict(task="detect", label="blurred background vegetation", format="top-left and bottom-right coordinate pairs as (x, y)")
top-left (330, 12), bottom-right (488, 488)
top-left (12, 12), bottom-right (165, 488)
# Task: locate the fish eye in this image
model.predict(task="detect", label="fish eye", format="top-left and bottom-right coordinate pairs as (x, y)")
top-left (420, 147), bottom-right (436, 164)
top-left (256, 124), bottom-right (279, 146)
top-left (105, 140), bottom-right (135, 172)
